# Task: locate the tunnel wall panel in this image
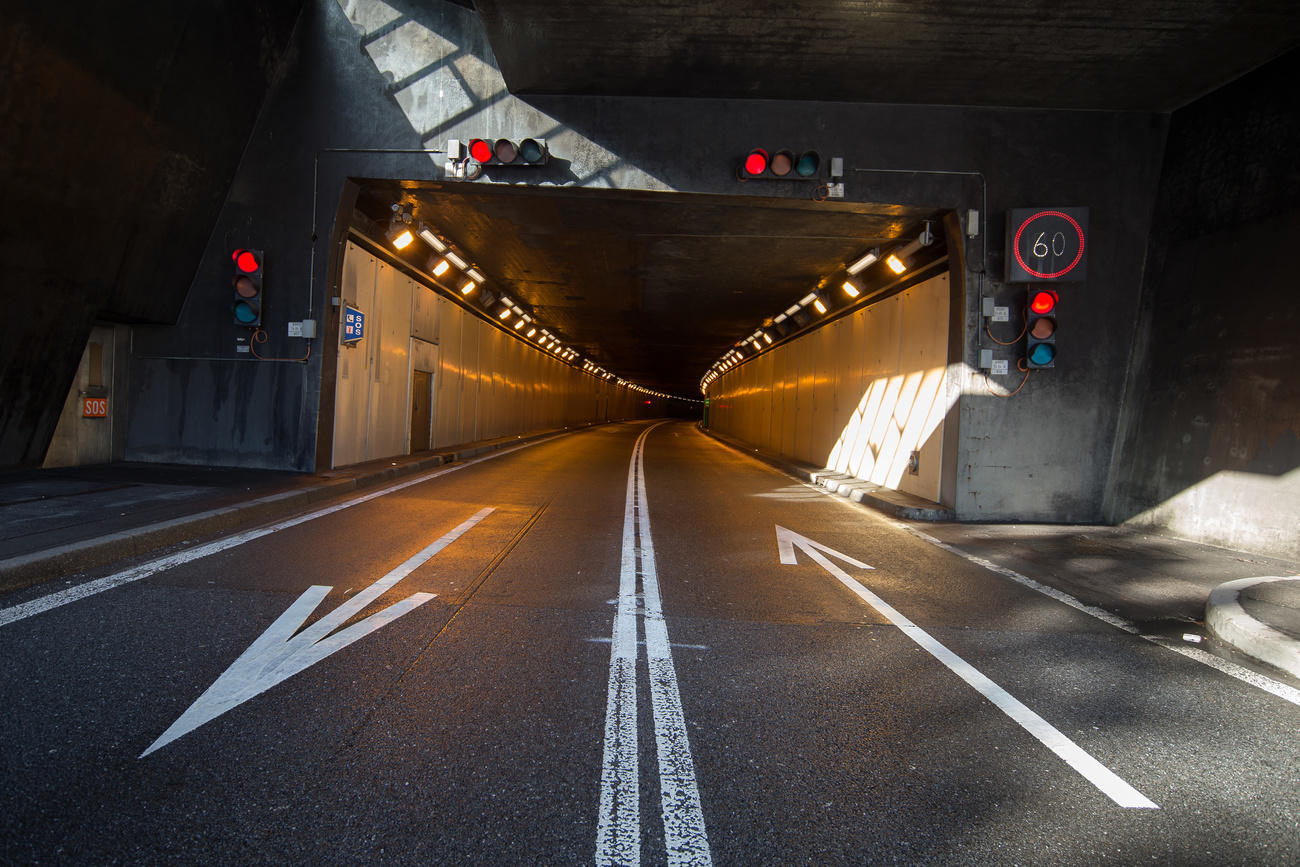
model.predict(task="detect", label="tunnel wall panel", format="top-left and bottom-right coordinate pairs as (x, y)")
top-left (330, 242), bottom-right (639, 466)
top-left (709, 274), bottom-right (951, 504)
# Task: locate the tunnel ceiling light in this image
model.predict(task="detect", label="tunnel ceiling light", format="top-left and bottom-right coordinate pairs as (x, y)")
top-left (526, 328), bottom-right (537, 338)
top-left (445, 251), bottom-right (468, 270)
top-left (886, 253), bottom-right (907, 274)
top-left (842, 280), bottom-right (861, 298)
top-left (514, 318), bottom-right (526, 329)
top-left (784, 304), bottom-right (801, 317)
top-left (467, 267), bottom-right (485, 283)
top-left (418, 226), bottom-right (446, 252)
top-left (498, 308), bottom-right (512, 319)
top-left (460, 279), bottom-right (476, 294)
top-left (763, 332), bottom-right (773, 344)
top-left (432, 259), bottom-right (451, 277)
top-left (388, 224), bottom-right (414, 250)
top-left (798, 292), bottom-right (818, 307)
top-left (774, 312), bottom-right (788, 324)
top-left (500, 296), bottom-right (514, 307)
top-left (846, 249), bottom-right (880, 275)
top-left (813, 297), bottom-right (828, 314)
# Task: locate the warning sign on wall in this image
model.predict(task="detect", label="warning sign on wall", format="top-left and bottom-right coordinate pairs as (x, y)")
top-left (83, 397), bottom-right (108, 418)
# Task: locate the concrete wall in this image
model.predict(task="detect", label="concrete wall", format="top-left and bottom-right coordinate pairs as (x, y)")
top-left (0, 1), bottom-right (306, 469)
top-left (333, 241), bottom-right (639, 467)
top-left (1106, 50), bottom-right (1300, 559)
top-left (709, 274), bottom-right (953, 503)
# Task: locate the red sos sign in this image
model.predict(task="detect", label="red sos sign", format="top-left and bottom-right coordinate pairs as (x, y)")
top-left (82, 398), bottom-right (108, 418)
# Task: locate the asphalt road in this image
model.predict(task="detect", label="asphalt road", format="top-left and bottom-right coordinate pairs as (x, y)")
top-left (1, 420), bottom-right (1297, 865)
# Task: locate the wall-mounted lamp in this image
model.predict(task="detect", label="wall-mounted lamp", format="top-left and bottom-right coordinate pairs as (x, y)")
top-left (841, 279), bottom-right (861, 298)
top-left (418, 225), bottom-right (447, 252)
top-left (846, 248), bottom-right (880, 275)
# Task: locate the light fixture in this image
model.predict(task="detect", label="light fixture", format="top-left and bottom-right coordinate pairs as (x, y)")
top-left (784, 304), bottom-right (801, 316)
top-left (773, 312), bottom-right (788, 324)
top-left (798, 292), bottom-right (817, 308)
top-left (846, 249), bottom-right (880, 275)
top-left (842, 280), bottom-right (861, 298)
top-left (526, 328), bottom-right (537, 338)
top-left (432, 259), bottom-right (451, 277)
top-left (467, 268), bottom-right (485, 283)
top-left (418, 226), bottom-right (446, 252)
top-left (514, 318), bottom-right (526, 330)
top-left (498, 308), bottom-right (512, 319)
top-left (885, 223), bottom-right (936, 276)
top-left (763, 332), bottom-right (773, 344)
top-left (445, 251), bottom-right (468, 270)
top-left (813, 297), bottom-right (827, 314)
top-left (388, 225), bottom-right (414, 250)
top-left (460, 279), bottom-right (477, 294)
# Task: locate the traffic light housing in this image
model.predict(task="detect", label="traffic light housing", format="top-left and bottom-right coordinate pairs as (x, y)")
top-left (466, 137), bottom-right (549, 166)
top-left (232, 248), bottom-right (263, 327)
top-left (740, 148), bottom-right (821, 179)
top-left (1026, 288), bottom-right (1057, 368)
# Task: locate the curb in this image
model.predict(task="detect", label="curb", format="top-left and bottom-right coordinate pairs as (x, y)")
top-left (1206, 575), bottom-right (1300, 679)
top-left (0, 425), bottom-right (583, 597)
top-left (698, 425), bottom-right (955, 521)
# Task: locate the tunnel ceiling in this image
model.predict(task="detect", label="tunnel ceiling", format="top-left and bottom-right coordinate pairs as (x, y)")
top-left (469, 0), bottom-right (1299, 111)
top-left (359, 181), bottom-right (938, 396)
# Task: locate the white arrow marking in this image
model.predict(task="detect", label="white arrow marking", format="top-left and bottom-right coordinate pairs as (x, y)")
top-left (775, 525), bottom-right (1157, 810)
top-left (141, 507), bottom-right (494, 758)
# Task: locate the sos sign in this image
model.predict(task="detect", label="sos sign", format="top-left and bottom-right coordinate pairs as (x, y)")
top-left (1006, 208), bottom-right (1088, 282)
top-left (82, 397), bottom-right (108, 418)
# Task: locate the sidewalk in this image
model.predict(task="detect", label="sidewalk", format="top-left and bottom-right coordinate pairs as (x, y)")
top-left (2, 425), bottom-right (1298, 684)
top-left (700, 426), bottom-right (1300, 683)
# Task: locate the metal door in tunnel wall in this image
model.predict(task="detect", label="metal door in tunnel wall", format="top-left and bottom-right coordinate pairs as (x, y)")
top-left (411, 369), bottom-right (432, 452)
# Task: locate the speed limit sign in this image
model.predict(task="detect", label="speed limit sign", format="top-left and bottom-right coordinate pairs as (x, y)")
top-left (1006, 207), bottom-right (1089, 282)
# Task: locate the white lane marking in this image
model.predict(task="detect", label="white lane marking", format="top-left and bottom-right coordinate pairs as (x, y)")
top-left (776, 525), bottom-right (1159, 810)
top-left (140, 508), bottom-right (494, 757)
top-left (0, 435), bottom-right (563, 629)
top-left (634, 427), bottom-right (711, 867)
top-left (596, 422), bottom-right (712, 867)
top-left (900, 526), bottom-right (1300, 707)
top-left (595, 431), bottom-right (644, 867)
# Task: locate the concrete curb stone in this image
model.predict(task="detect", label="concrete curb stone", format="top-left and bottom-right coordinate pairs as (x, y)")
top-left (1206, 575), bottom-right (1300, 679)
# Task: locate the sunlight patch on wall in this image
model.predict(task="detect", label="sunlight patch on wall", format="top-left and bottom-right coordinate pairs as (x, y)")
top-left (337, 0), bottom-right (667, 189)
top-left (828, 364), bottom-right (951, 492)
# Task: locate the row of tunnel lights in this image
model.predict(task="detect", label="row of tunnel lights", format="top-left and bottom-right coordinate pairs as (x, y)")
top-left (388, 207), bottom-right (686, 400)
top-left (700, 223), bottom-right (935, 394)
top-left (389, 214), bottom-right (579, 361)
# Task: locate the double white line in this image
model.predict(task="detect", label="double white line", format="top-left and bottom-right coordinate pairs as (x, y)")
top-left (596, 423), bottom-right (711, 866)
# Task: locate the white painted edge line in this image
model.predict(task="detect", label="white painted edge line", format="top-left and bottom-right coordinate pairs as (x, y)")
top-left (1205, 576), bottom-right (1300, 680)
top-left (899, 525), bottom-right (1300, 708)
top-left (0, 434), bottom-right (565, 629)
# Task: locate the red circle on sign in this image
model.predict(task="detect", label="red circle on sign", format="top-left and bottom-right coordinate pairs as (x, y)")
top-left (1013, 211), bottom-right (1085, 279)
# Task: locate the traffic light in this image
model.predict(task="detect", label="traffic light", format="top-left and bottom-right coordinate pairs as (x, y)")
top-left (466, 137), bottom-right (549, 166)
top-left (1025, 288), bottom-right (1057, 368)
top-left (740, 148), bottom-right (821, 179)
top-left (232, 248), bottom-right (263, 327)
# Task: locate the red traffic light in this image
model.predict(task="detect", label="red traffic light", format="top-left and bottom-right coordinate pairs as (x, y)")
top-left (1029, 289), bottom-right (1057, 315)
top-left (231, 248), bottom-right (264, 327)
top-left (233, 249), bottom-right (261, 274)
top-left (466, 137), bottom-right (548, 165)
top-left (741, 148), bottom-right (821, 179)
